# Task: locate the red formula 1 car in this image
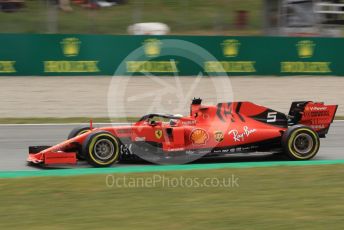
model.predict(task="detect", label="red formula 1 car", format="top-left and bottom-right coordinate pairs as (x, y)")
top-left (28, 98), bottom-right (338, 167)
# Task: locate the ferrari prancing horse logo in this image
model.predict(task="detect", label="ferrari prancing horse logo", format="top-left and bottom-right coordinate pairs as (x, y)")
top-left (155, 130), bottom-right (163, 139)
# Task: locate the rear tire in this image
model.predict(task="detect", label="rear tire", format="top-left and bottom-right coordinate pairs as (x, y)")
top-left (282, 125), bottom-right (320, 160)
top-left (67, 126), bottom-right (91, 160)
top-left (82, 131), bottom-right (120, 167)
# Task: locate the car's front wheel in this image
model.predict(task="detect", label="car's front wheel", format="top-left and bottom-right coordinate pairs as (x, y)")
top-left (67, 126), bottom-right (91, 140)
top-left (67, 126), bottom-right (91, 160)
top-left (282, 125), bottom-right (320, 160)
top-left (82, 131), bottom-right (120, 167)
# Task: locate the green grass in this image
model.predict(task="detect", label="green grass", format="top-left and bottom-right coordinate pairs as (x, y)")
top-left (0, 165), bottom-right (343, 229)
top-left (335, 115), bottom-right (344, 120)
top-left (0, 0), bottom-right (263, 35)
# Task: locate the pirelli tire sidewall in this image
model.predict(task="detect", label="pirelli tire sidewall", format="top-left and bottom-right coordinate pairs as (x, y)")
top-left (82, 131), bottom-right (120, 167)
top-left (282, 125), bottom-right (320, 160)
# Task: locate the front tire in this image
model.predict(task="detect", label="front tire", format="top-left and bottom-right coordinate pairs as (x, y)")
top-left (67, 126), bottom-right (91, 160)
top-left (282, 125), bottom-right (320, 160)
top-left (67, 126), bottom-right (91, 140)
top-left (82, 131), bottom-right (120, 167)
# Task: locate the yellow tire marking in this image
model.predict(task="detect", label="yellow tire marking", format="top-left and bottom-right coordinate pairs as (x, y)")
top-left (88, 133), bottom-right (119, 165)
top-left (288, 128), bottom-right (319, 159)
top-left (77, 130), bottom-right (90, 136)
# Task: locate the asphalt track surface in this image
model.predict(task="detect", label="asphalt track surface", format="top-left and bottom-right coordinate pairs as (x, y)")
top-left (0, 122), bottom-right (343, 171)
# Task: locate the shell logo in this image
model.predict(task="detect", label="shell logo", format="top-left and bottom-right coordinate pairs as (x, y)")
top-left (190, 129), bottom-right (209, 145)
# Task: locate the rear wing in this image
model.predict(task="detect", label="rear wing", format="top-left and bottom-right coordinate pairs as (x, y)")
top-left (288, 101), bottom-right (338, 137)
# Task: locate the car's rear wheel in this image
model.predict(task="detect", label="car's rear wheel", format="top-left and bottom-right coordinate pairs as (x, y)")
top-left (67, 126), bottom-right (91, 160)
top-left (82, 131), bottom-right (120, 167)
top-left (282, 125), bottom-right (320, 160)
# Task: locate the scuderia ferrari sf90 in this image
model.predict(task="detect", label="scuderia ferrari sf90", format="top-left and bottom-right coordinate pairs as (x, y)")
top-left (28, 98), bottom-right (337, 167)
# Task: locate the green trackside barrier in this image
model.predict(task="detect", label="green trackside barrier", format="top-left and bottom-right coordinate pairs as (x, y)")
top-left (0, 34), bottom-right (341, 76)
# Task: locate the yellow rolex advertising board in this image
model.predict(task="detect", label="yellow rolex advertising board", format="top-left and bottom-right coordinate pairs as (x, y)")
top-left (44, 37), bottom-right (100, 73)
top-left (126, 38), bottom-right (179, 73)
top-left (0, 34), bottom-right (341, 76)
top-left (204, 39), bottom-right (256, 73)
top-left (281, 40), bottom-right (332, 74)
